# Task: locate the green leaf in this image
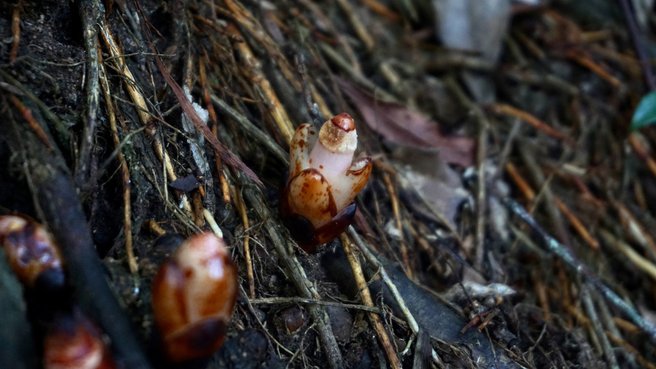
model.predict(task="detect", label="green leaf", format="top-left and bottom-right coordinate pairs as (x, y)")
top-left (631, 91), bottom-right (656, 131)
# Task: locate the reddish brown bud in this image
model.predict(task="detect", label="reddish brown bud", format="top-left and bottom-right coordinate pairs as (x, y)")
top-left (44, 312), bottom-right (115, 369)
top-left (151, 232), bottom-right (238, 363)
top-left (0, 215), bottom-right (65, 289)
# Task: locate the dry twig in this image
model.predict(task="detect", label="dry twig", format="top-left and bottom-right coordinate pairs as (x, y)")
top-left (99, 57), bottom-right (138, 274)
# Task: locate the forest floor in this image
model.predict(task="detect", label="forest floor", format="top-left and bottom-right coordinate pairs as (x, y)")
top-left (1, 1), bottom-right (656, 368)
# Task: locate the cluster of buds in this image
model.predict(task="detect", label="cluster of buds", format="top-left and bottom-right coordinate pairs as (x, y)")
top-left (0, 215), bottom-right (65, 291)
top-left (0, 215), bottom-right (239, 365)
top-left (3, 114), bottom-right (369, 366)
top-left (281, 113), bottom-right (372, 252)
top-left (0, 216), bottom-right (114, 369)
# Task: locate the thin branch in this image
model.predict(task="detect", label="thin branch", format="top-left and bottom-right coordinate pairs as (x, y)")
top-left (76, 0), bottom-right (104, 187)
top-left (98, 57), bottom-right (137, 274)
top-left (340, 234), bottom-right (402, 369)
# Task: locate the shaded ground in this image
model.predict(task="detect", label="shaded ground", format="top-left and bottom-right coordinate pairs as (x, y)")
top-left (1, 0), bottom-right (656, 368)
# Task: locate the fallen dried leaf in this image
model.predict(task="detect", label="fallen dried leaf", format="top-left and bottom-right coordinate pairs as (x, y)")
top-left (392, 146), bottom-right (470, 229)
top-left (339, 80), bottom-right (474, 167)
